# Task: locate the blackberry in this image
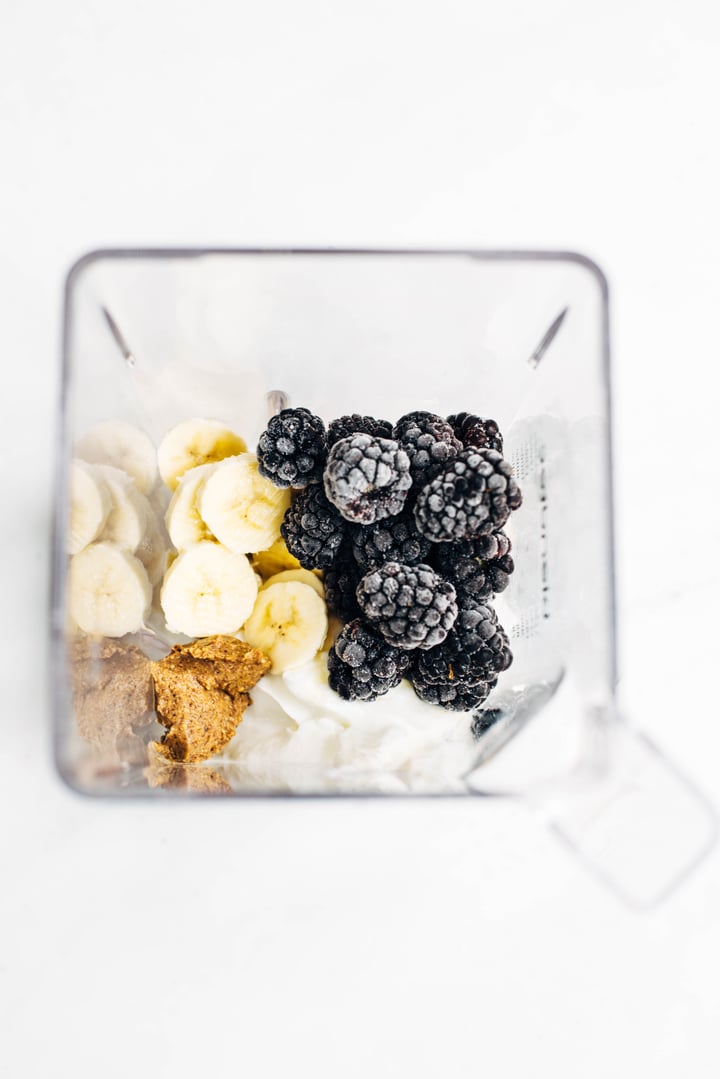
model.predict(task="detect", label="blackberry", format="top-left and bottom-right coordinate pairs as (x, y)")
top-left (324, 433), bottom-right (412, 524)
top-left (324, 552), bottom-right (362, 621)
top-left (350, 511), bottom-right (432, 573)
top-left (411, 672), bottom-right (495, 712)
top-left (356, 561), bottom-right (458, 651)
top-left (484, 550), bottom-right (514, 594)
top-left (467, 531), bottom-right (515, 594)
top-left (414, 630), bottom-right (509, 687)
top-left (327, 414), bottom-right (393, 447)
top-left (433, 530), bottom-right (510, 563)
top-left (414, 449), bottom-right (522, 542)
top-left (328, 619), bottom-right (412, 702)
top-left (432, 547), bottom-right (493, 601)
top-left (469, 530), bottom-right (512, 561)
top-left (393, 411), bottom-right (461, 487)
top-left (470, 708), bottom-right (504, 739)
top-left (257, 407), bottom-right (327, 488)
top-left (280, 485), bottom-right (347, 570)
top-left (409, 640), bottom-right (501, 712)
top-left (447, 413), bottom-right (504, 453)
top-left (433, 534), bottom-right (514, 598)
top-left (445, 599), bottom-right (512, 666)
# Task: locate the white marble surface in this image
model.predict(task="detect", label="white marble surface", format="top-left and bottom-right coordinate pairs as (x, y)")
top-left (1, 1), bottom-right (719, 1075)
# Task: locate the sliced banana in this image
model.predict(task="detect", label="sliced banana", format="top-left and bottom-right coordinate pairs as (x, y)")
top-left (76, 421), bottom-right (157, 495)
top-left (243, 581), bottom-right (328, 674)
top-left (68, 461), bottom-right (111, 555)
top-left (157, 418), bottom-right (247, 490)
top-left (94, 464), bottom-right (150, 551)
top-left (165, 462), bottom-right (217, 550)
top-left (262, 568), bottom-right (325, 599)
top-left (160, 541), bottom-right (258, 637)
top-left (252, 536), bottom-right (302, 578)
top-left (69, 542), bottom-right (152, 637)
top-left (200, 453), bottom-right (291, 555)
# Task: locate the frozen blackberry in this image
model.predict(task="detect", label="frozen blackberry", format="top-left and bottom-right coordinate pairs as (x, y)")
top-left (324, 433), bottom-right (412, 524)
top-left (437, 530), bottom-right (511, 562)
top-left (356, 561), bottom-right (458, 651)
top-left (411, 604), bottom-right (512, 711)
top-left (350, 512), bottom-right (432, 573)
top-left (445, 599), bottom-right (513, 667)
top-left (327, 414), bottom-right (393, 447)
top-left (470, 708), bottom-right (504, 739)
top-left (463, 531), bottom-right (514, 593)
top-left (432, 547), bottom-right (493, 600)
top-left (393, 411), bottom-right (462, 487)
top-left (433, 534), bottom-right (514, 598)
top-left (483, 550), bottom-right (514, 594)
top-left (328, 619), bottom-right (412, 702)
top-left (431, 530), bottom-right (509, 563)
top-left (413, 645), bottom-right (489, 688)
top-left (280, 485), bottom-right (347, 570)
top-left (411, 670), bottom-right (495, 712)
top-left (409, 637), bottom-right (503, 712)
top-left (324, 551), bottom-right (362, 621)
top-left (257, 407), bottom-right (327, 488)
top-left (447, 413), bottom-right (504, 453)
top-left (414, 449), bottom-right (522, 542)
top-left (474, 530), bottom-right (511, 561)
top-left (447, 413), bottom-right (472, 439)
top-left (412, 680), bottom-right (493, 711)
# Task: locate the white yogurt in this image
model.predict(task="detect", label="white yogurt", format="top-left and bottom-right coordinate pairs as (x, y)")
top-left (214, 654), bottom-right (479, 793)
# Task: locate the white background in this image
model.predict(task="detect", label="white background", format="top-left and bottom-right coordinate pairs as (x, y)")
top-left (2, 1), bottom-right (720, 1075)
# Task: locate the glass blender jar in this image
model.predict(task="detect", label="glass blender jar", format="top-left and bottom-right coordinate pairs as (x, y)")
top-left (52, 249), bottom-right (716, 906)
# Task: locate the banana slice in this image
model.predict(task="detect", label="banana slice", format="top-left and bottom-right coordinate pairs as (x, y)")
top-left (68, 461), bottom-right (111, 555)
top-left (160, 541), bottom-right (258, 637)
top-left (165, 463), bottom-right (217, 550)
top-left (252, 536), bottom-right (302, 578)
top-left (76, 421), bottom-right (157, 495)
top-left (262, 568), bottom-right (325, 599)
top-left (157, 418), bottom-right (247, 491)
top-left (69, 542), bottom-right (152, 637)
top-left (200, 453), bottom-right (291, 555)
top-left (243, 581), bottom-right (328, 674)
top-left (94, 464), bottom-right (150, 551)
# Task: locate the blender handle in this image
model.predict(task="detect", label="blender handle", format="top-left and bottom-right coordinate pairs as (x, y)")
top-left (541, 713), bottom-right (718, 909)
